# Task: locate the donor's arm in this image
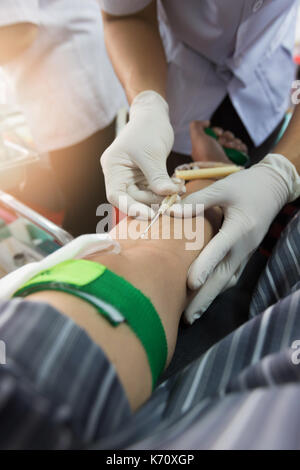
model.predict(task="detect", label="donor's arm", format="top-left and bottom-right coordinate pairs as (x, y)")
top-left (26, 177), bottom-right (222, 411)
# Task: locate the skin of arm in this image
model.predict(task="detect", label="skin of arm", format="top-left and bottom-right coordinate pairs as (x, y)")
top-left (0, 23), bottom-right (38, 64)
top-left (101, 1), bottom-right (167, 102)
top-left (274, 103), bottom-right (300, 174)
top-left (26, 179), bottom-right (222, 411)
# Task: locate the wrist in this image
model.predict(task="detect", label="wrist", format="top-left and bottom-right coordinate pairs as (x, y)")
top-left (257, 153), bottom-right (300, 203)
top-left (130, 90), bottom-right (170, 119)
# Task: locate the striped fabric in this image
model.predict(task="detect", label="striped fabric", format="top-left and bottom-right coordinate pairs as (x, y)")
top-left (99, 292), bottom-right (300, 449)
top-left (95, 211), bottom-right (300, 450)
top-left (258, 199), bottom-right (300, 259)
top-left (0, 299), bottom-right (131, 449)
top-left (1, 210), bottom-right (300, 449)
top-left (251, 210), bottom-right (300, 317)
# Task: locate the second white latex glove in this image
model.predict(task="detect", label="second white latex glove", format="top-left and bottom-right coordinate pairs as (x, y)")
top-left (101, 90), bottom-right (183, 220)
top-left (170, 153), bottom-right (300, 324)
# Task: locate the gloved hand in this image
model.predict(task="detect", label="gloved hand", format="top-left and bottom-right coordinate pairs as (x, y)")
top-left (101, 90), bottom-right (183, 220)
top-left (170, 153), bottom-right (300, 324)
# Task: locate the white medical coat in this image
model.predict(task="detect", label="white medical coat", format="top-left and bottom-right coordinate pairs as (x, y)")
top-left (0, 0), bottom-right (126, 153)
top-left (99, 0), bottom-right (297, 155)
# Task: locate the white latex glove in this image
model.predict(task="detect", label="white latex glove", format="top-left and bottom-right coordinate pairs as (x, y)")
top-left (101, 90), bottom-right (183, 220)
top-left (170, 153), bottom-right (300, 324)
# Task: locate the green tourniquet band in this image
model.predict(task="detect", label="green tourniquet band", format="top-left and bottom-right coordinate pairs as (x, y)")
top-left (204, 127), bottom-right (249, 166)
top-left (14, 259), bottom-right (168, 388)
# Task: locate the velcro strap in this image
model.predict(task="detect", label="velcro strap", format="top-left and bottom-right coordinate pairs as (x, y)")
top-left (14, 259), bottom-right (168, 388)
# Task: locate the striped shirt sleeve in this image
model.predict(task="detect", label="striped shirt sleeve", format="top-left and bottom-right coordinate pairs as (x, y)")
top-left (0, 298), bottom-right (131, 448)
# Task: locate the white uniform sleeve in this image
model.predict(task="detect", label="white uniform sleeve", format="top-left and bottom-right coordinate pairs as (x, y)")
top-left (0, 0), bottom-right (39, 27)
top-left (98, 0), bottom-right (152, 16)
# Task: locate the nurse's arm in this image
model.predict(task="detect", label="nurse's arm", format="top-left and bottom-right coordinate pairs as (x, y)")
top-left (101, 1), bottom-right (167, 102)
top-left (274, 103), bottom-right (300, 174)
top-left (0, 23), bottom-right (38, 64)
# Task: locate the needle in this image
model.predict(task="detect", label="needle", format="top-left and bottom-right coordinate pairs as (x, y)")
top-left (140, 194), bottom-right (179, 239)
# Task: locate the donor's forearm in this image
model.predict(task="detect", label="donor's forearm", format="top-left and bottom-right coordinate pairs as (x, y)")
top-left (25, 179), bottom-right (222, 411)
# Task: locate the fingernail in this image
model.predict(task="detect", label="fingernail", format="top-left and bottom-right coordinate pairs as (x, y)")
top-left (187, 311), bottom-right (202, 325)
top-left (201, 300), bottom-right (213, 313)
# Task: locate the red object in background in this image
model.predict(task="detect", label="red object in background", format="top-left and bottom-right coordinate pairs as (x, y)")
top-left (18, 200), bottom-right (65, 227)
top-left (295, 55), bottom-right (300, 66)
top-left (28, 204), bottom-right (65, 227)
top-left (113, 207), bottom-right (127, 226)
top-left (0, 193), bottom-right (65, 227)
top-left (0, 206), bottom-right (17, 224)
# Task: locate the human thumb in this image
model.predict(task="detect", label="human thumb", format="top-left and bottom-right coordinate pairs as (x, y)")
top-left (141, 160), bottom-right (181, 196)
